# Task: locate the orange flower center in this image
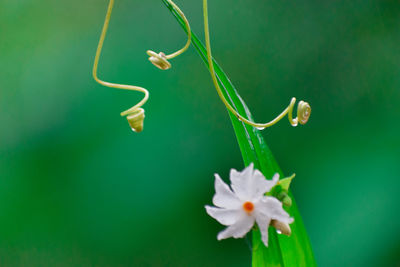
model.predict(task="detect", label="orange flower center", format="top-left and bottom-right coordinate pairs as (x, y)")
top-left (242, 201), bottom-right (254, 213)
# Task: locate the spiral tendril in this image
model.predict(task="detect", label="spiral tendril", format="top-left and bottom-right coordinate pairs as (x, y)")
top-left (203, 0), bottom-right (311, 130)
top-left (296, 100), bottom-right (312, 125)
top-left (92, 0), bottom-right (149, 132)
top-left (147, 0), bottom-right (192, 70)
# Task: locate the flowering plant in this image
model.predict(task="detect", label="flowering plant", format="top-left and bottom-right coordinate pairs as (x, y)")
top-left (92, 0), bottom-right (316, 265)
top-left (206, 164), bottom-right (293, 247)
top-left (162, 1), bottom-right (316, 265)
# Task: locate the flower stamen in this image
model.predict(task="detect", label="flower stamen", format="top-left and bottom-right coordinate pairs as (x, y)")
top-left (243, 201), bottom-right (254, 213)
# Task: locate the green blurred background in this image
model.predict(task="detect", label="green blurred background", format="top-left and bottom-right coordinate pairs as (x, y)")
top-left (1, 0), bottom-right (399, 266)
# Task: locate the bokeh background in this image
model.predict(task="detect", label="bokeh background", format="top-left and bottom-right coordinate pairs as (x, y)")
top-left (1, 0), bottom-right (399, 266)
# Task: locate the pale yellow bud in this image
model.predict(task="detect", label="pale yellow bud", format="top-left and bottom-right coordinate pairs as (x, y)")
top-left (271, 220), bottom-right (291, 236)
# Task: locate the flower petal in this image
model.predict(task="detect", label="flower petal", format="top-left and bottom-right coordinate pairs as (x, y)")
top-left (205, 206), bottom-right (241, 226)
top-left (255, 212), bottom-right (272, 247)
top-left (230, 163), bottom-right (255, 200)
top-left (259, 196), bottom-right (294, 224)
top-left (217, 215), bottom-right (255, 240)
top-left (230, 164), bottom-right (279, 201)
top-left (212, 174), bottom-right (241, 209)
top-left (251, 170), bottom-right (279, 199)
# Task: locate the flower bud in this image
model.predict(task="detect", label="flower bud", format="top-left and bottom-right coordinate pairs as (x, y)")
top-left (271, 220), bottom-right (291, 236)
top-left (276, 191), bottom-right (292, 207)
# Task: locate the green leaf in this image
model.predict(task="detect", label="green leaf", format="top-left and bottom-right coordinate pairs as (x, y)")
top-left (162, 1), bottom-right (316, 266)
top-left (278, 174), bottom-right (296, 192)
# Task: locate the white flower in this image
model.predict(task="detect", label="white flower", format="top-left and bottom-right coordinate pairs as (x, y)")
top-left (205, 163), bottom-right (294, 247)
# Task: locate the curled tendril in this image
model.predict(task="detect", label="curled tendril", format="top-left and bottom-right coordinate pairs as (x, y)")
top-left (296, 100), bottom-right (311, 125)
top-left (203, 0), bottom-right (311, 130)
top-left (147, 51), bottom-right (171, 70)
top-left (125, 108), bottom-right (145, 133)
top-left (147, 0), bottom-right (192, 70)
top-left (92, 0), bottom-right (148, 132)
top-left (265, 97), bottom-right (311, 129)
